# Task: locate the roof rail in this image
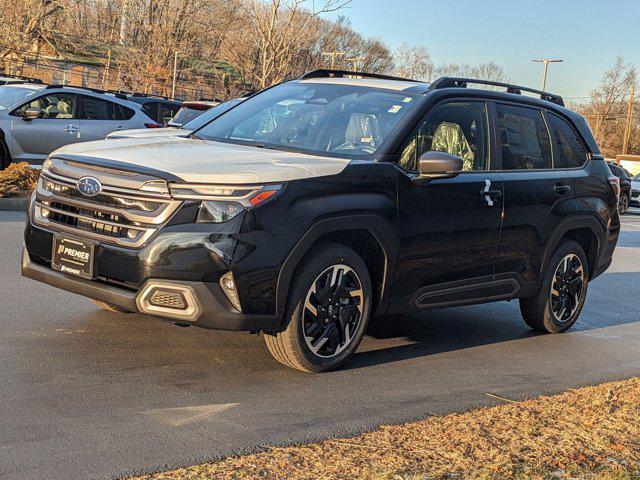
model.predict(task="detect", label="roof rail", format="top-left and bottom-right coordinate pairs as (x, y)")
top-left (428, 77), bottom-right (564, 106)
top-left (45, 84), bottom-right (131, 100)
top-left (0, 73), bottom-right (43, 84)
top-left (131, 92), bottom-right (181, 102)
top-left (299, 69), bottom-right (422, 83)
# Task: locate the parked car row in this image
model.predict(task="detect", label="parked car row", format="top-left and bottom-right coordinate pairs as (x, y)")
top-left (0, 78), bottom-right (236, 169)
top-left (607, 161), bottom-right (637, 214)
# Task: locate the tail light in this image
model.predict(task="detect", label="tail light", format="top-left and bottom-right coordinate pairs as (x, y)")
top-left (144, 122), bottom-right (161, 128)
top-left (608, 175), bottom-right (620, 199)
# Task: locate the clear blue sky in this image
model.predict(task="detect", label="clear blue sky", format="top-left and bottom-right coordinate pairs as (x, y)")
top-left (325, 0), bottom-right (640, 100)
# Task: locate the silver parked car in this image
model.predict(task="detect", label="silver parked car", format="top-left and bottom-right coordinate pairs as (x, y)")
top-left (0, 83), bottom-right (156, 168)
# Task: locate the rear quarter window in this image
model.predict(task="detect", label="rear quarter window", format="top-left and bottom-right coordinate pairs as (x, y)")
top-left (547, 113), bottom-right (588, 168)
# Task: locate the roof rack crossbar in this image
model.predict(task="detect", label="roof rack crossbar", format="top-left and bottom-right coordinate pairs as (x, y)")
top-left (428, 77), bottom-right (565, 106)
top-left (299, 69), bottom-right (421, 83)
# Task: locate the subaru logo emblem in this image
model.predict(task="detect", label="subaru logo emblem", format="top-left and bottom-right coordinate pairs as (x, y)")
top-left (77, 177), bottom-right (102, 197)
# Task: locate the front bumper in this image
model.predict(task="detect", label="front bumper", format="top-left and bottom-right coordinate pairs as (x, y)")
top-left (21, 247), bottom-right (279, 331)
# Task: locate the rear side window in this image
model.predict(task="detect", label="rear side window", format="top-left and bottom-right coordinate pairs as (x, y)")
top-left (548, 113), bottom-right (588, 168)
top-left (80, 95), bottom-right (127, 120)
top-left (495, 103), bottom-right (552, 170)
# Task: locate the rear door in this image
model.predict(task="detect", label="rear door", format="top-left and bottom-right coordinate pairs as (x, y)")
top-left (10, 92), bottom-right (81, 161)
top-left (77, 94), bottom-right (130, 140)
top-left (492, 102), bottom-right (575, 290)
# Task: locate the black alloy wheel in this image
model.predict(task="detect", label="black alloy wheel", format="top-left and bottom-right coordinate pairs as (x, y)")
top-left (302, 264), bottom-right (364, 358)
top-left (549, 253), bottom-right (585, 323)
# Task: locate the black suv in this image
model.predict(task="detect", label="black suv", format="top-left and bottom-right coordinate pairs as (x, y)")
top-left (22, 70), bottom-right (620, 372)
top-left (607, 161), bottom-right (632, 214)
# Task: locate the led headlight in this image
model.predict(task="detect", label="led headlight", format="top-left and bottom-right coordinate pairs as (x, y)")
top-left (197, 201), bottom-right (244, 223)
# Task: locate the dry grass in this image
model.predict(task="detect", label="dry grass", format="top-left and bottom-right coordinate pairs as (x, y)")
top-left (129, 377), bottom-right (640, 480)
top-left (0, 162), bottom-right (39, 198)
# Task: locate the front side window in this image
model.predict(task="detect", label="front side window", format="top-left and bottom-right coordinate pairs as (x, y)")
top-left (548, 113), bottom-right (587, 168)
top-left (495, 103), bottom-right (552, 170)
top-left (400, 101), bottom-right (488, 172)
top-left (194, 83), bottom-right (420, 159)
top-left (19, 93), bottom-right (78, 119)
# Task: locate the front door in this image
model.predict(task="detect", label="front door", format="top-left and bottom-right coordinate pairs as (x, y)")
top-left (10, 93), bottom-right (80, 162)
top-left (393, 100), bottom-right (505, 310)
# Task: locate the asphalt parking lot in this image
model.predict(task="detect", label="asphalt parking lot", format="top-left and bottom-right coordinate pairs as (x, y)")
top-left (1, 209), bottom-right (639, 480)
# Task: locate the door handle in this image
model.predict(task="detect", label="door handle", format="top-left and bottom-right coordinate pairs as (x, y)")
top-left (64, 124), bottom-right (79, 134)
top-left (481, 179), bottom-right (502, 206)
top-left (554, 184), bottom-right (571, 195)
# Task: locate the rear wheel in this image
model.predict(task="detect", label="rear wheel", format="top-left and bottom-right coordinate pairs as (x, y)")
top-left (90, 298), bottom-right (132, 313)
top-left (520, 240), bottom-right (588, 333)
top-left (619, 193), bottom-right (630, 215)
top-left (264, 243), bottom-right (372, 373)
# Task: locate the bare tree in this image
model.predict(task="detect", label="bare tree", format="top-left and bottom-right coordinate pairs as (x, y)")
top-left (393, 42), bottom-right (433, 80)
top-left (227, 0), bottom-right (352, 89)
top-left (578, 57), bottom-right (638, 156)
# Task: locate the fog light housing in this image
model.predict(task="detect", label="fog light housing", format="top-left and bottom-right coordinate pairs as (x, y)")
top-left (220, 271), bottom-right (241, 311)
top-left (136, 281), bottom-right (200, 321)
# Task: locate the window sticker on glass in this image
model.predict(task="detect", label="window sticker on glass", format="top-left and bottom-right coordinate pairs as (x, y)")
top-left (403, 97), bottom-right (413, 103)
top-left (388, 105), bottom-right (402, 113)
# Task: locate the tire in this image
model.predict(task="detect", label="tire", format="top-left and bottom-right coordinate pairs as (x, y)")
top-left (619, 193), bottom-right (630, 215)
top-left (264, 243), bottom-right (372, 373)
top-left (519, 240), bottom-right (588, 333)
top-left (0, 138), bottom-right (10, 170)
top-left (90, 298), bottom-right (132, 313)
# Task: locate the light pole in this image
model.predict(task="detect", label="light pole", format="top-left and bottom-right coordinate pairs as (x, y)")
top-left (532, 58), bottom-right (563, 92)
top-left (172, 51), bottom-right (179, 99)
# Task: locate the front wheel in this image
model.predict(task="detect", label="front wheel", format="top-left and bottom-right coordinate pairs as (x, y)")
top-left (264, 243), bottom-right (372, 373)
top-left (520, 240), bottom-right (588, 333)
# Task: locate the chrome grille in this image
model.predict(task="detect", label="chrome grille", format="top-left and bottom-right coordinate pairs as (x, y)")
top-left (32, 162), bottom-right (182, 248)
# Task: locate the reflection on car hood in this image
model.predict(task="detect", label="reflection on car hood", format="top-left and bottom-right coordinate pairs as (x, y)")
top-left (51, 136), bottom-right (351, 184)
top-left (106, 127), bottom-right (188, 139)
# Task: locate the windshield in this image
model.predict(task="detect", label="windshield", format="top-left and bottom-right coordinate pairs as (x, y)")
top-left (193, 83), bottom-right (420, 158)
top-left (0, 86), bottom-right (37, 108)
top-left (181, 98), bottom-right (244, 130)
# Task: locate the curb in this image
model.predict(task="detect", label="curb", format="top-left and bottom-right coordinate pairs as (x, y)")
top-left (0, 197), bottom-right (30, 211)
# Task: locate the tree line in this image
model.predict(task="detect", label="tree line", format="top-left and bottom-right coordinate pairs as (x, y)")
top-left (0, 0), bottom-right (636, 156)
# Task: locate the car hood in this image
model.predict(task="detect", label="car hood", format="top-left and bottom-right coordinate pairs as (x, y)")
top-left (106, 127), bottom-right (189, 140)
top-left (631, 180), bottom-right (640, 189)
top-left (51, 137), bottom-right (351, 184)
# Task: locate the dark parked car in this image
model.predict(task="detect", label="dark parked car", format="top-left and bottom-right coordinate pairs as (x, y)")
top-left (125, 94), bottom-right (182, 126)
top-left (607, 162), bottom-right (632, 214)
top-left (22, 70), bottom-right (620, 372)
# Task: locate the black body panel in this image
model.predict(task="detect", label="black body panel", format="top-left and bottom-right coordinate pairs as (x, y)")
top-left (22, 80), bottom-right (620, 333)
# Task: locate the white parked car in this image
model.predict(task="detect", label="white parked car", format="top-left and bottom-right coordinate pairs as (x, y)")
top-left (631, 173), bottom-right (640, 207)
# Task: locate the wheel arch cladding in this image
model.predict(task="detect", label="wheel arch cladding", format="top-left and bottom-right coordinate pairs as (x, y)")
top-left (542, 217), bottom-right (603, 280)
top-left (275, 215), bottom-right (398, 323)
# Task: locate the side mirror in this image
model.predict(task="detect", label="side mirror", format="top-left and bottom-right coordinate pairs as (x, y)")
top-left (23, 107), bottom-right (44, 121)
top-left (417, 151), bottom-right (464, 179)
